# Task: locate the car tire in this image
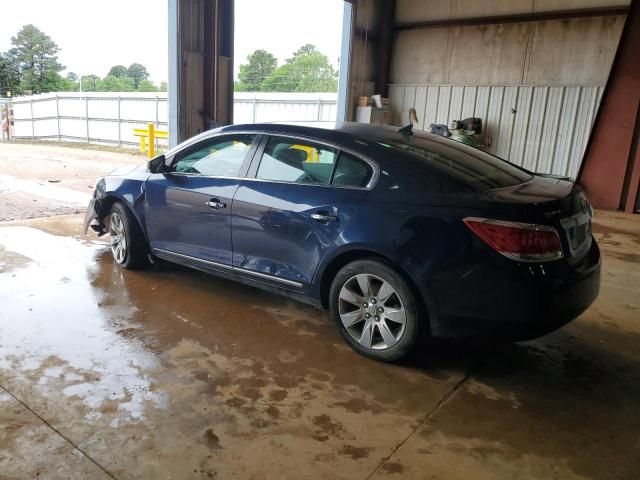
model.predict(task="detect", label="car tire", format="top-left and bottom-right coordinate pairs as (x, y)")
top-left (329, 259), bottom-right (422, 362)
top-left (108, 202), bottom-right (149, 269)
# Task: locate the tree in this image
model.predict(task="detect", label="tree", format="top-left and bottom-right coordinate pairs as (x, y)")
top-left (10, 24), bottom-right (64, 93)
top-left (137, 79), bottom-right (158, 92)
top-left (81, 74), bottom-right (100, 92)
top-left (262, 44), bottom-right (338, 93)
top-left (127, 63), bottom-right (149, 88)
top-left (108, 65), bottom-right (127, 78)
top-left (0, 53), bottom-right (20, 96)
top-left (159, 81), bottom-right (168, 92)
top-left (236, 49), bottom-right (277, 91)
top-left (118, 76), bottom-right (135, 92)
top-left (66, 72), bottom-right (78, 82)
top-left (290, 44), bottom-right (316, 59)
top-left (56, 76), bottom-right (77, 92)
top-left (100, 75), bottom-right (125, 92)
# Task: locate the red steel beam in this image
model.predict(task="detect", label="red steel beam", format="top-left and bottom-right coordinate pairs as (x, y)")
top-left (577, 0), bottom-right (640, 212)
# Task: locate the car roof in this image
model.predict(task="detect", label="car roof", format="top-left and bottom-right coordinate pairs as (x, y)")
top-left (166, 121), bottom-right (410, 157)
top-left (221, 121), bottom-right (411, 143)
top-left (166, 121), bottom-right (488, 165)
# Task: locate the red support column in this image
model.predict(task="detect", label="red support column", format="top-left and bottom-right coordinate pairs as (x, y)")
top-left (577, 1), bottom-right (640, 212)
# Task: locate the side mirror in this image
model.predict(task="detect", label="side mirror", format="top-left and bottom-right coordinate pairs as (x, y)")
top-left (147, 154), bottom-right (166, 173)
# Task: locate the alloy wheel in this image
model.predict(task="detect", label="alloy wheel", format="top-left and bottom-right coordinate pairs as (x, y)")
top-left (338, 273), bottom-right (407, 350)
top-left (109, 211), bottom-right (127, 264)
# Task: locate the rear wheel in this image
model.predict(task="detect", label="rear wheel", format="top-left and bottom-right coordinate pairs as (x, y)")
top-left (329, 259), bottom-right (422, 361)
top-left (108, 202), bottom-right (149, 269)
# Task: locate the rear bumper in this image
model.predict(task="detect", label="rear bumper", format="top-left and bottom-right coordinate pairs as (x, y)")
top-left (427, 239), bottom-right (601, 340)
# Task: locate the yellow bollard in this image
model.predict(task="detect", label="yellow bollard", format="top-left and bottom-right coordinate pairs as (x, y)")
top-left (148, 123), bottom-right (155, 159)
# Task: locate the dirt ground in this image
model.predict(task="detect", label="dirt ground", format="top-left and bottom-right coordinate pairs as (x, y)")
top-left (0, 142), bottom-right (144, 221)
top-left (0, 142), bottom-right (639, 479)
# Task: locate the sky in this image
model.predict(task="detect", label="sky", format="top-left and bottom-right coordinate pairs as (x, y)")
top-left (0, 0), bottom-right (344, 84)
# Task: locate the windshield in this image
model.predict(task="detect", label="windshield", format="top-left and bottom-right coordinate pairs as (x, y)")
top-left (379, 134), bottom-right (532, 191)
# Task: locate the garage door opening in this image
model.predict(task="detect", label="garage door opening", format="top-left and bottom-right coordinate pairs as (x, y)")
top-left (232, 0), bottom-right (344, 124)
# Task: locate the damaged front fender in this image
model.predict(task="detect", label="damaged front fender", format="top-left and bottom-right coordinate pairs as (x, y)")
top-left (84, 168), bottom-right (150, 236)
top-left (83, 198), bottom-right (105, 235)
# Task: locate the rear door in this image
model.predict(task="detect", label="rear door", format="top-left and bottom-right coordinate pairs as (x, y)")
top-left (145, 133), bottom-right (258, 265)
top-left (231, 135), bottom-right (376, 288)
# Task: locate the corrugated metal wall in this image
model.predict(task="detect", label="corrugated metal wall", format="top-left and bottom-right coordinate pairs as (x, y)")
top-left (388, 84), bottom-right (604, 178)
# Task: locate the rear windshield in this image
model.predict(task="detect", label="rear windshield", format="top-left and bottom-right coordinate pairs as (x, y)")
top-left (378, 135), bottom-right (532, 191)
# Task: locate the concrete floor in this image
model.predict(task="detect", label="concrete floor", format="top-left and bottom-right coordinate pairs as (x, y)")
top-left (0, 211), bottom-right (639, 480)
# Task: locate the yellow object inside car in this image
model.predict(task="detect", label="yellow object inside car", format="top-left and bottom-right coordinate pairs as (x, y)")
top-left (290, 144), bottom-right (320, 163)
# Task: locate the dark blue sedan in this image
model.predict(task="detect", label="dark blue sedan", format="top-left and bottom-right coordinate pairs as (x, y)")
top-left (85, 122), bottom-right (601, 361)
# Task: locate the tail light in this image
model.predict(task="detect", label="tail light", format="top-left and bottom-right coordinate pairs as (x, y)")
top-left (464, 217), bottom-right (563, 262)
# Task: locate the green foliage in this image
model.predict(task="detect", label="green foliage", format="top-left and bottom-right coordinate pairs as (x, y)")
top-left (107, 65), bottom-right (127, 78)
top-left (262, 45), bottom-right (338, 92)
top-left (55, 76), bottom-right (77, 92)
top-left (127, 63), bottom-right (149, 88)
top-left (236, 45), bottom-right (338, 93)
top-left (237, 49), bottom-right (277, 92)
top-left (0, 52), bottom-right (20, 95)
top-left (290, 44), bottom-right (316, 60)
top-left (159, 81), bottom-right (168, 92)
top-left (80, 75), bottom-right (100, 92)
top-left (9, 24), bottom-right (64, 94)
top-left (137, 79), bottom-right (158, 92)
top-left (99, 75), bottom-right (135, 92)
top-left (1, 26), bottom-right (166, 95)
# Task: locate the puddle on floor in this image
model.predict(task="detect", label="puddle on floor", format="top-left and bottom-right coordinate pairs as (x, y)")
top-left (0, 226), bottom-right (164, 424)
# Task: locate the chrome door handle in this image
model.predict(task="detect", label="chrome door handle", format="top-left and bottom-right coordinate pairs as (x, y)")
top-left (311, 213), bottom-right (337, 222)
top-left (206, 199), bottom-right (227, 209)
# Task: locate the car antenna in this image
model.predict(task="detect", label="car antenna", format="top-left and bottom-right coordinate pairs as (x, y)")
top-left (398, 108), bottom-right (418, 136)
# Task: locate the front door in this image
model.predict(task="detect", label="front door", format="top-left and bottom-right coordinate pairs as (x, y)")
top-left (145, 133), bottom-right (257, 265)
top-left (232, 135), bottom-right (374, 288)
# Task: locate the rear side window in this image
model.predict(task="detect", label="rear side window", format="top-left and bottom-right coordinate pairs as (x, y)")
top-left (332, 152), bottom-right (373, 188)
top-left (255, 137), bottom-right (374, 188)
top-left (257, 137), bottom-right (338, 185)
top-left (380, 136), bottom-right (532, 190)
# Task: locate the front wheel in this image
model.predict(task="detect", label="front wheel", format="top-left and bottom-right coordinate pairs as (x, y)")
top-left (108, 202), bottom-right (149, 269)
top-left (329, 259), bottom-right (423, 362)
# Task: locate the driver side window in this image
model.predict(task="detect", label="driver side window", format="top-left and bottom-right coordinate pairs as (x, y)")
top-left (170, 134), bottom-right (256, 177)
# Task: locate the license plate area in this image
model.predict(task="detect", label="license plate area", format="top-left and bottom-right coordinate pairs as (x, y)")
top-left (560, 212), bottom-right (592, 257)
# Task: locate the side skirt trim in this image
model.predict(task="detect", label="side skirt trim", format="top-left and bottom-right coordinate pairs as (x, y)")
top-left (153, 248), bottom-right (304, 289)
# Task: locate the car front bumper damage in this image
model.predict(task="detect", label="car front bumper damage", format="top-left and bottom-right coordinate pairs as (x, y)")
top-left (84, 197), bottom-right (107, 236)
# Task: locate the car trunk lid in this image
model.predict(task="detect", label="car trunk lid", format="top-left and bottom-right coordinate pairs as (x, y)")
top-left (483, 174), bottom-right (593, 262)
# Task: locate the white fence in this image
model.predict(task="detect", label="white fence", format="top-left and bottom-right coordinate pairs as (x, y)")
top-left (234, 92), bottom-right (338, 123)
top-left (7, 92), bottom-right (338, 148)
top-left (7, 86), bottom-right (600, 178)
top-left (10, 92), bottom-right (168, 147)
top-left (388, 84), bottom-right (604, 178)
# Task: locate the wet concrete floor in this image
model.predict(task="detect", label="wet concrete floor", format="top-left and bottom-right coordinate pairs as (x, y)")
top-left (1, 212), bottom-right (639, 479)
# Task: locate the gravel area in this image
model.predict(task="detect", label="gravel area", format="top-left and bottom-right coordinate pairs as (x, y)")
top-left (0, 141), bottom-right (145, 221)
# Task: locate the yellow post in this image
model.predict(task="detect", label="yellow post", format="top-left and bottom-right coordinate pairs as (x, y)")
top-left (148, 123), bottom-right (155, 158)
top-left (139, 135), bottom-right (146, 153)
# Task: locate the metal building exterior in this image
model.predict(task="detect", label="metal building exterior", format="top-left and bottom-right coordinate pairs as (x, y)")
top-left (167, 0), bottom-right (638, 211)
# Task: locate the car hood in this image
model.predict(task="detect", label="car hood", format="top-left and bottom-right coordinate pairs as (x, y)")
top-left (107, 164), bottom-right (148, 177)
